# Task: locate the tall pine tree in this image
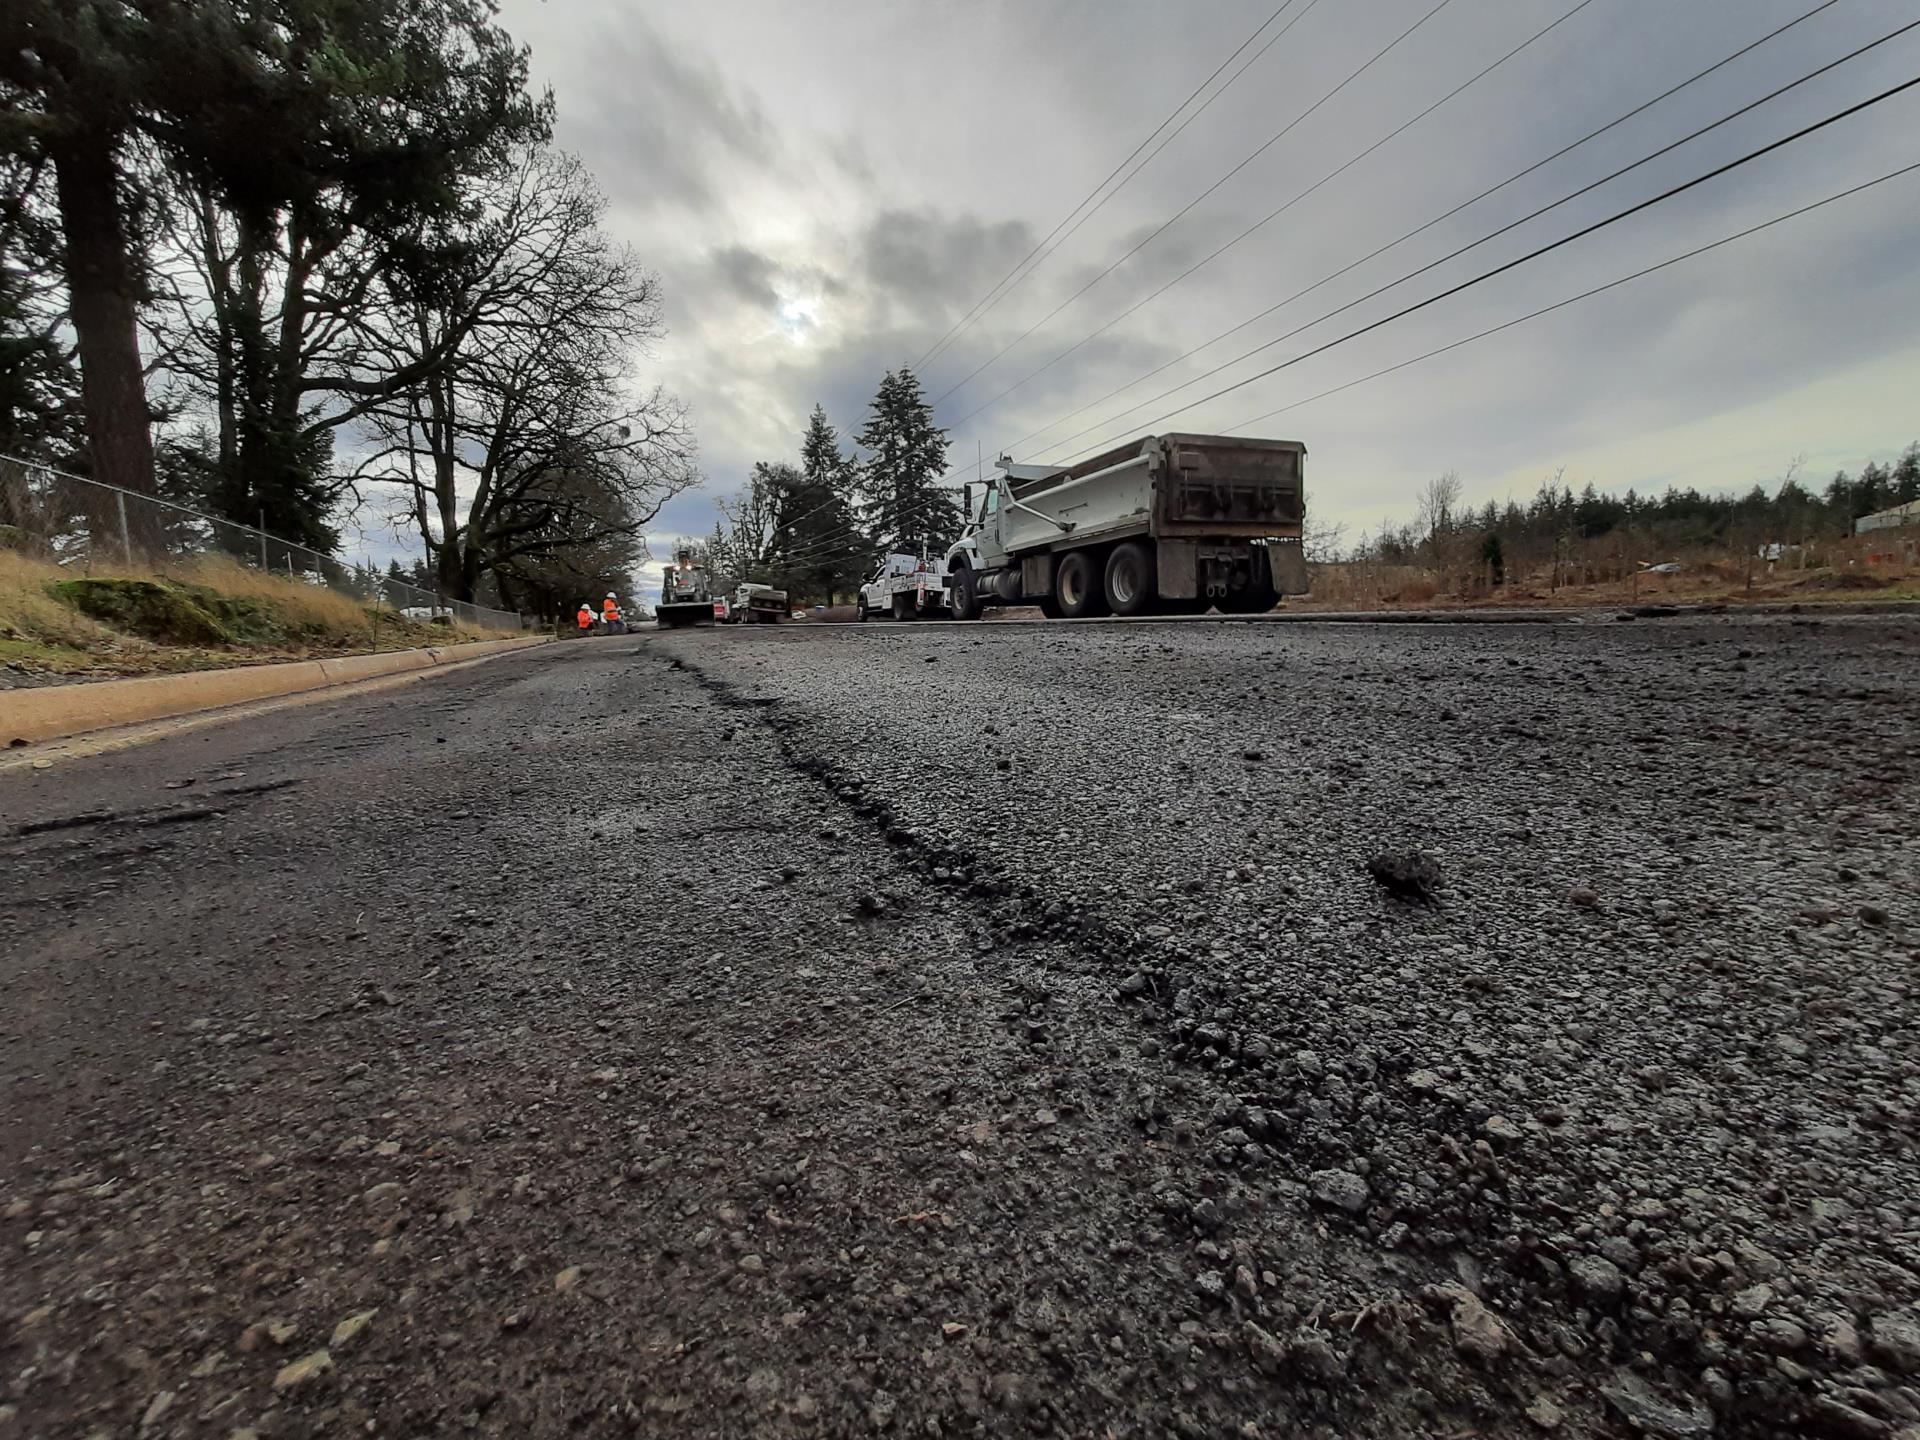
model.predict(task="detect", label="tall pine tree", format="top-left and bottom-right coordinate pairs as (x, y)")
top-left (792, 404), bottom-right (870, 593)
top-left (855, 368), bottom-right (955, 556)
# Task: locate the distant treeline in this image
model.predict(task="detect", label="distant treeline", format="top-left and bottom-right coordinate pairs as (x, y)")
top-left (1363, 444), bottom-right (1919, 573)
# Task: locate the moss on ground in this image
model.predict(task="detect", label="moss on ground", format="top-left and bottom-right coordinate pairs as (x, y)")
top-left (52, 578), bottom-right (234, 646)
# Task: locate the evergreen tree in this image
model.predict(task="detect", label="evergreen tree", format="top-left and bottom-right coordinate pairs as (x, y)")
top-left (1893, 445), bottom-right (1920, 506)
top-left (0, 0), bottom-right (546, 545)
top-left (855, 368), bottom-right (956, 555)
top-left (762, 444), bottom-right (866, 605)
top-left (792, 404), bottom-right (870, 594)
top-left (0, 154), bottom-right (82, 470)
top-left (1479, 530), bottom-right (1505, 586)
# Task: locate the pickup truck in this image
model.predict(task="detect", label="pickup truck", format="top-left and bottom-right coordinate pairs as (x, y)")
top-left (945, 433), bottom-right (1307, 619)
top-left (856, 552), bottom-right (948, 621)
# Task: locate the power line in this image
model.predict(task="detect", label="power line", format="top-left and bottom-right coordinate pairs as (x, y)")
top-left (1221, 159), bottom-right (1920, 435)
top-left (762, 151), bottom-right (1920, 578)
top-left (772, 502), bottom-right (959, 570)
top-left (1047, 69), bottom-right (1920, 461)
top-left (914, 0), bottom-right (1312, 370)
top-left (953, 0), bottom-right (1601, 431)
top-left (752, 154), bottom-right (1919, 578)
top-left (1040, 12), bottom-right (1916, 454)
top-left (747, 486), bottom-right (967, 571)
top-left (930, 0), bottom-right (1458, 409)
top-left (1008, 0), bottom-right (1842, 455)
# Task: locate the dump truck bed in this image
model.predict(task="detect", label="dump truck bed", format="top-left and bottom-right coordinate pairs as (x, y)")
top-left (1003, 434), bottom-right (1305, 554)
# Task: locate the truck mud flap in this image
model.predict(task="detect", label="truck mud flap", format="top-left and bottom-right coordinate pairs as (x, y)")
top-left (1157, 540), bottom-right (1198, 600)
top-left (1267, 539), bottom-right (1308, 596)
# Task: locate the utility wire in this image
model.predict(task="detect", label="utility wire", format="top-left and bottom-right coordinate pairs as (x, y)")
top-left (954, 0), bottom-right (1601, 430)
top-left (756, 488), bottom-right (969, 571)
top-left (1010, 0), bottom-right (1842, 454)
top-left (1221, 159), bottom-right (1920, 435)
top-left (931, 0), bottom-right (1458, 408)
top-left (915, 0), bottom-right (1312, 370)
top-left (750, 154), bottom-right (1919, 578)
top-left (742, 487), bottom-right (955, 569)
top-left (1047, 70), bottom-right (1920, 461)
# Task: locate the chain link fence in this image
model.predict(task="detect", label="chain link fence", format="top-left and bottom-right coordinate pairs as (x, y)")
top-left (0, 453), bottom-right (524, 636)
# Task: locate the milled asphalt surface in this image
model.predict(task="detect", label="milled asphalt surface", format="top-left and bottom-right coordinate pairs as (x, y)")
top-left (3, 613), bottom-right (1917, 1439)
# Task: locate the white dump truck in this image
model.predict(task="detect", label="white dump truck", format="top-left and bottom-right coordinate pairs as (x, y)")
top-left (945, 433), bottom-right (1307, 620)
top-left (855, 552), bottom-right (948, 621)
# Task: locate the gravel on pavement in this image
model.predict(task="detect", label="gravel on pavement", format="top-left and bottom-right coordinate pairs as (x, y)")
top-left (3, 613), bottom-right (1916, 1439)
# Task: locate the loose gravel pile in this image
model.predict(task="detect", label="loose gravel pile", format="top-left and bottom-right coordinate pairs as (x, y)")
top-left (662, 613), bottom-right (1920, 1439)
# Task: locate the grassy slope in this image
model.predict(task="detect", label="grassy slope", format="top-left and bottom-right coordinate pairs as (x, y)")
top-left (0, 552), bottom-right (497, 682)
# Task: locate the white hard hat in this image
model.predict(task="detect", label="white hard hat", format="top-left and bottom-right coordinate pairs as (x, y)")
top-left (607, 592), bottom-right (616, 598)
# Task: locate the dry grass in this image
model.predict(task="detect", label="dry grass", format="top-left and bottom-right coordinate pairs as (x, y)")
top-left (0, 548), bottom-right (495, 680)
top-left (1301, 542), bottom-right (1920, 612)
top-left (0, 551), bottom-right (125, 649)
top-left (167, 553), bottom-right (382, 643)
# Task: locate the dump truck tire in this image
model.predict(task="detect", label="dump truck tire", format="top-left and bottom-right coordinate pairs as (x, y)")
top-left (1055, 550), bottom-right (1107, 619)
top-left (1104, 542), bottom-right (1155, 616)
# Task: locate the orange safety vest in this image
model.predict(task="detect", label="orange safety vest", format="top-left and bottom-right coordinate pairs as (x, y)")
top-left (602, 599), bottom-right (619, 618)
top-left (576, 607), bottom-right (593, 629)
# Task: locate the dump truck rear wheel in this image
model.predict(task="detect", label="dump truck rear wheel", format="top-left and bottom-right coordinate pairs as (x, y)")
top-left (1055, 550), bottom-right (1106, 619)
top-left (1038, 594), bottom-right (1063, 619)
top-left (1104, 542), bottom-right (1154, 616)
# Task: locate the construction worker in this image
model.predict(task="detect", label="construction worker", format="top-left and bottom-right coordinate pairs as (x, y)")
top-left (576, 600), bottom-right (594, 633)
top-left (602, 592), bottom-right (622, 632)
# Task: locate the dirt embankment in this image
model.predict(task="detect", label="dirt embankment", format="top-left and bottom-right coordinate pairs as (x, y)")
top-left (0, 552), bottom-right (502, 690)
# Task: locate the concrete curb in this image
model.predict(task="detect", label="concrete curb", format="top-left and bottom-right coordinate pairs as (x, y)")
top-left (2, 635), bottom-right (549, 748)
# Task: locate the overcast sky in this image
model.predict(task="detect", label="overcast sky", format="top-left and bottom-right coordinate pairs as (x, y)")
top-left (490, 0), bottom-right (1920, 590)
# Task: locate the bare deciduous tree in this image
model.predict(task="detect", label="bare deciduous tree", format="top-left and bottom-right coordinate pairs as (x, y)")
top-left (359, 148), bottom-right (696, 603)
top-left (1416, 469), bottom-right (1463, 570)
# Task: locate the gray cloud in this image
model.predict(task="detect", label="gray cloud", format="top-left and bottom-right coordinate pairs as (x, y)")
top-left (554, 11), bottom-right (780, 216)
top-left (858, 209), bottom-right (1040, 325)
top-left (707, 244), bottom-right (781, 310)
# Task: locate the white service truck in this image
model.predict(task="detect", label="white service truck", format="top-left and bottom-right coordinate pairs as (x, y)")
top-left (945, 433), bottom-right (1307, 619)
top-left (855, 552), bottom-right (948, 621)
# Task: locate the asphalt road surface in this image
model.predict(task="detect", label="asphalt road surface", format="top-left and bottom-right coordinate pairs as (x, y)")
top-left (3, 613), bottom-right (1917, 1439)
